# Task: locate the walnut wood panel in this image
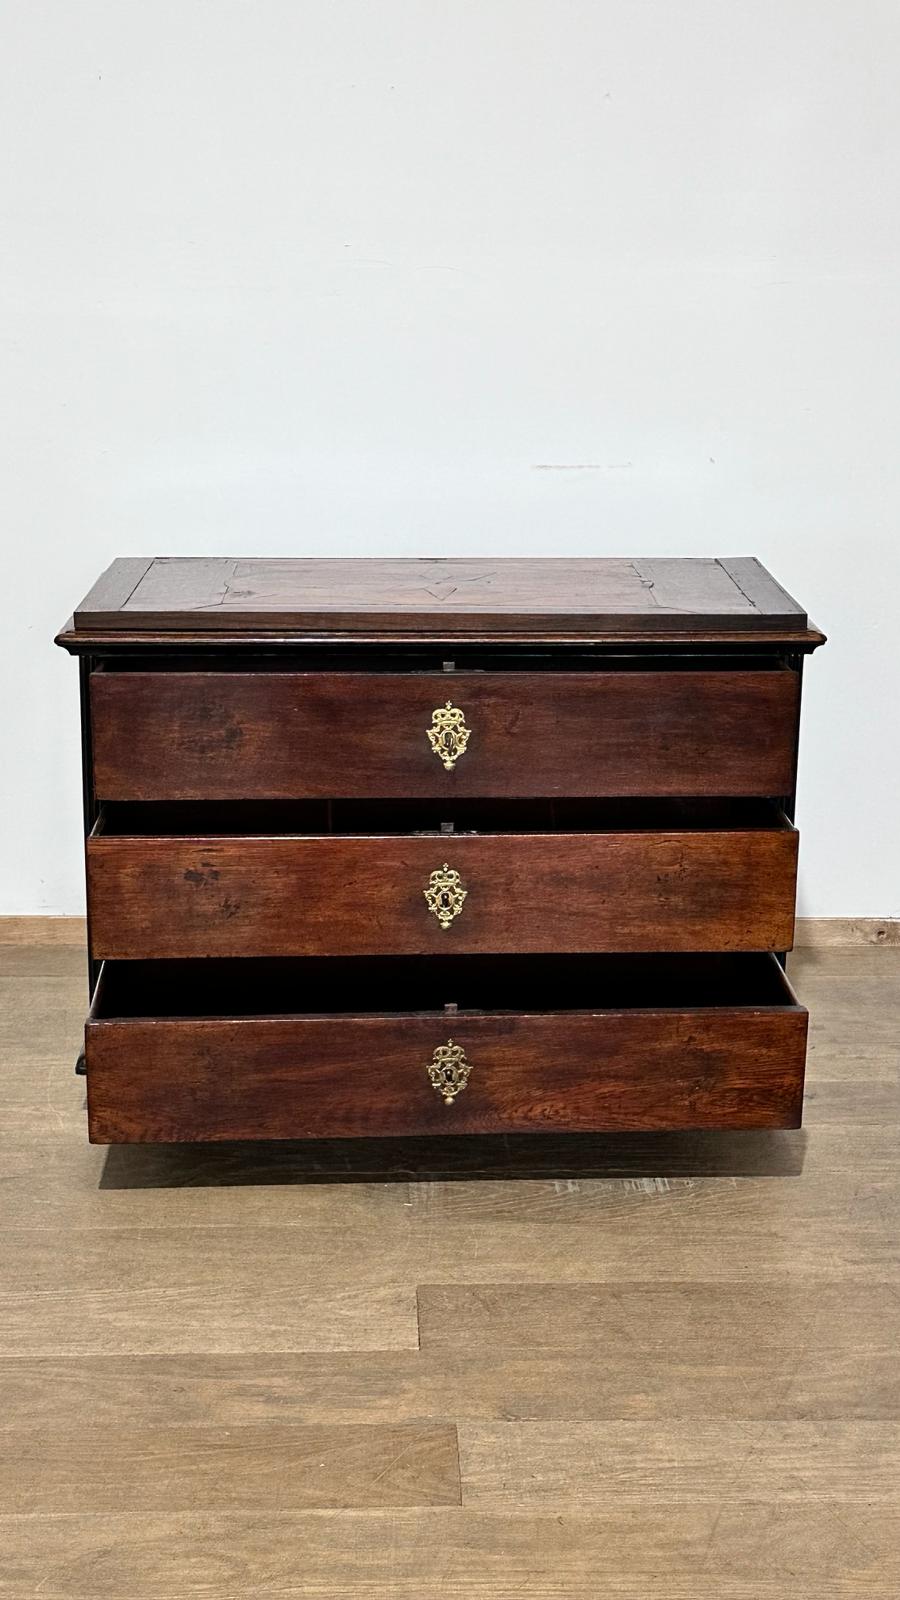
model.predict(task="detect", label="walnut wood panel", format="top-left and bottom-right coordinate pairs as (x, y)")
top-left (84, 1001), bottom-right (807, 1142)
top-left (69, 557), bottom-right (153, 617)
top-left (71, 555), bottom-right (812, 637)
top-left (90, 669), bottom-right (800, 800)
top-left (86, 826), bottom-right (798, 958)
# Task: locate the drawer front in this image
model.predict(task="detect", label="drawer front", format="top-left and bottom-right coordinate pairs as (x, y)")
top-left (90, 670), bottom-right (799, 800)
top-left (84, 1003), bottom-right (807, 1142)
top-left (86, 827), bottom-right (798, 958)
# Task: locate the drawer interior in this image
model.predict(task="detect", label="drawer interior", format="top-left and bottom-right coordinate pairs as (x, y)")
top-left (91, 953), bottom-right (802, 1020)
top-left (93, 798), bottom-right (794, 839)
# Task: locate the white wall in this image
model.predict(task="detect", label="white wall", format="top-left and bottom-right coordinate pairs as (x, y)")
top-left (1, 0), bottom-right (897, 916)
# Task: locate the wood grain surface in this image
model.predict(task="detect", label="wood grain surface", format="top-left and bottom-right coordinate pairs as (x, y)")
top-left (84, 977), bottom-right (807, 1141)
top-left (0, 939), bottom-right (896, 1598)
top-left (86, 823), bottom-right (799, 957)
top-left (0, 1422), bottom-right (460, 1513)
top-left (70, 555), bottom-right (812, 636)
top-left (90, 668), bottom-right (800, 800)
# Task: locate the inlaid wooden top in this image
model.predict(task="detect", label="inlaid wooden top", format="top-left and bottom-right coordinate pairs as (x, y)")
top-left (61, 556), bottom-right (820, 644)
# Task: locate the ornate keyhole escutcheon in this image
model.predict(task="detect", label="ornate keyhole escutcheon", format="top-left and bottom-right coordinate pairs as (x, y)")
top-left (423, 863), bottom-right (467, 929)
top-left (427, 1039), bottom-right (471, 1104)
top-left (426, 701), bottom-right (471, 770)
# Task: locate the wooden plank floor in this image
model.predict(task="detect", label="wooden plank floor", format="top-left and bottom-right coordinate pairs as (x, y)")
top-left (0, 942), bottom-right (897, 1599)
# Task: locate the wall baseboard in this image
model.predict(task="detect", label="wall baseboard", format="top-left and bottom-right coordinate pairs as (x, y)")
top-left (0, 915), bottom-right (897, 949)
top-left (0, 916), bottom-right (88, 945)
top-left (792, 918), bottom-right (900, 947)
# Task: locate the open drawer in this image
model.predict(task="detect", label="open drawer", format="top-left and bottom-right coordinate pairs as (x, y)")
top-left (86, 799), bottom-right (799, 958)
top-left (84, 953), bottom-right (808, 1142)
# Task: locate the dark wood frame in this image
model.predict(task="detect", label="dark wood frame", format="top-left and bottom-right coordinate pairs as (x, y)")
top-left (57, 556), bottom-right (825, 1136)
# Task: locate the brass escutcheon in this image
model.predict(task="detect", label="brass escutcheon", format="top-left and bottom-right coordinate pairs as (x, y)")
top-left (423, 863), bottom-right (467, 929)
top-left (427, 1039), bottom-right (471, 1104)
top-left (427, 700), bottom-right (471, 770)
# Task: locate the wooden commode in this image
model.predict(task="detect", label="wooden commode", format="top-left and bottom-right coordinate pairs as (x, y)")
top-left (56, 556), bottom-right (824, 1143)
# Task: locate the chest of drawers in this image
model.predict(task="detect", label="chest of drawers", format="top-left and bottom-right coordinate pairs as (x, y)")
top-left (57, 556), bottom-right (824, 1144)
